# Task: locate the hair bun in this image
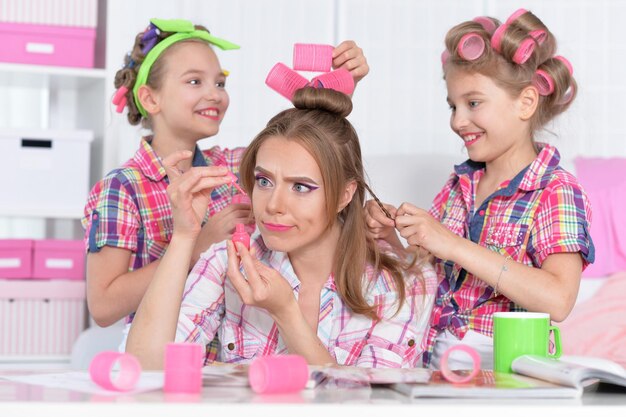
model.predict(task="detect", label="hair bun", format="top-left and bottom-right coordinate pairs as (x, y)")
top-left (292, 87), bottom-right (353, 118)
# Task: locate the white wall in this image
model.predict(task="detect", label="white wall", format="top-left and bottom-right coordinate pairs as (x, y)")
top-left (105, 0), bottom-right (626, 173)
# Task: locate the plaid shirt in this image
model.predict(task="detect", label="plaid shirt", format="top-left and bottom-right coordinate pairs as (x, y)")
top-left (422, 144), bottom-right (595, 366)
top-left (176, 232), bottom-right (438, 368)
top-left (82, 137), bottom-right (245, 326)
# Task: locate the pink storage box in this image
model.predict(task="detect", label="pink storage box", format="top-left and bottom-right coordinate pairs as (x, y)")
top-left (0, 279), bottom-right (86, 356)
top-left (0, 239), bottom-right (34, 279)
top-left (32, 239), bottom-right (85, 280)
top-left (0, 22), bottom-right (96, 68)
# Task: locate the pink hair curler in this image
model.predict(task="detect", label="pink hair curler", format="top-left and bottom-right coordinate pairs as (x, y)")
top-left (505, 8), bottom-right (528, 25)
top-left (554, 55), bottom-right (573, 75)
top-left (490, 23), bottom-right (507, 52)
top-left (265, 62), bottom-right (309, 101)
top-left (231, 193), bottom-right (251, 205)
top-left (457, 33), bottom-right (485, 61)
top-left (293, 43), bottom-right (334, 72)
top-left (309, 68), bottom-right (355, 96)
top-left (440, 49), bottom-right (451, 66)
top-left (473, 16), bottom-right (497, 35)
top-left (559, 83), bottom-right (576, 105)
top-left (512, 37), bottom-right (537, 64)
top-left (164, 342), bottom-right (203, 394)
top-left (112, 86), bottom-right (129, 113)
top-left (232, 223), bottom-right (250, 251)
top-left (529, 29), bottom-right (547, 45)
top-left (89, 351), bottom-right (142, 392)
top-left (533, 69), bottom-right (555, 96)
top-left (440, 344), bottom-right (481, 384)
top-left (248, 355), bottom-right (309, 394)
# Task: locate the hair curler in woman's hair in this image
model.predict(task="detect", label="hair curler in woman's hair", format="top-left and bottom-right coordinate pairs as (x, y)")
top-left (293, 43), bottom-right (333, 72)
top-left (457, 33), bottom-right (486, 61)
top-left (265, 62), bottom-right (309, 101)
top-left (309, 68), bottom-right (355, 96)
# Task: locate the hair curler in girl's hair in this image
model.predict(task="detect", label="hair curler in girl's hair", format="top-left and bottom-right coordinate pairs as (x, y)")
top-left (441, 50), bottom-right (451, 67)
top-left (457, 33), bottom-right (486, 61)
top-left (505, 8), bottom-right (528, 25)
top-left (265, 63), bottom-right (309, 101)
top-left (472, 16), bottom-right (497, 34)
top-left (554, 55), bottom-right (573, 75)
top-left (112, 86), bottom-right (129, 113)
top-left (532, 69), bottom-right (555, 96)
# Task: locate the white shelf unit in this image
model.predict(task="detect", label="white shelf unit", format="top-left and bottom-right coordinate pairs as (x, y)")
top-left (0, 2), bottom-right (108, 365)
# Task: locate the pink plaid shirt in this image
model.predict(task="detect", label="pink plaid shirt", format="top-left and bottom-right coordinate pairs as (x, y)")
top-left (422, 144), bottom-right (594, 366)
top-left (176, 233), bottom-right (437, 368)
top-left (82, 138), bottom-right (246, 271)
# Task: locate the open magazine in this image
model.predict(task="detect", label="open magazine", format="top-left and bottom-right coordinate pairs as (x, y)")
top-left (511, 355), bottom-right (626, 389)
top-left (391, 355), bottom-right (626, 399)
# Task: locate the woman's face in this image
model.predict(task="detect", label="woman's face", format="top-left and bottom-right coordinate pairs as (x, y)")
top-left (252, 136), bottom-right (332, 255)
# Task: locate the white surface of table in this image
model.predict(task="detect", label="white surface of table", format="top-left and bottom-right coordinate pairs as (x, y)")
top-left (0, 369), bottom-right (625, 417)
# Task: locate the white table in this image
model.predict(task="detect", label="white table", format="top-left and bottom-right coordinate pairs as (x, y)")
top-left (1, 369), bottom-right (625, 417)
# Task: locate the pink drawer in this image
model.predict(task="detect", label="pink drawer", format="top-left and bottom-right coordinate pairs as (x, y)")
top-left (0, 22), bottom-right (95, 68)
top-left (33, 239), bottom-right (85, 280)
top-left (0, 279), bottom-right (86, 356)
top-left (0, 239), bottom-right (33, 279)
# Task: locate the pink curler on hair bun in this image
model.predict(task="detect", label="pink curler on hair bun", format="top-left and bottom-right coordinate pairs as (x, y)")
top-left (554, 55), bottom-right (573, 76)
top-left (457, 33), bottom-right (485, 61)
top-left (309, 68), bottom-right (355, 96)
top-left (248, 355), bottom-right (309, 394)
top-left (473, 16), bottom-right (497, 35)
top-left (512, 37), bottom-right (537, 64)
top-left (265, 63), bottom-right (309, 101)
top-left (533, 69), bottom-right (555, 96)
top-left (293, 43), bottom-right (334, 72)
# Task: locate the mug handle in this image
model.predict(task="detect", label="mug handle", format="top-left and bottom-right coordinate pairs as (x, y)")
top-left (548, 325), bottom-right (562, 359)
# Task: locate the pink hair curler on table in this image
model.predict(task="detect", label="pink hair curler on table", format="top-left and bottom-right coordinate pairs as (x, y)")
top-left (248, 355), bottom-right (309, 394)
top-left (89, 351), bottom-right (142, 392)
top-left (266, 62), bottom-right (309, 101)
top-left (440, 344), bottom-right (481, 384)
top-left (164, 342), bottom-right (203, 394)
top-left (293, 43), bottom-right (334, 72)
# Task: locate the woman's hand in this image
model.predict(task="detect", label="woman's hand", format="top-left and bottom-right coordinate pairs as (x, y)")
top-left (226, 241), bottom-right (296, 319)
top-left (162, 150), bottom-right (231, 239)
top-left (395, 202), bottom-right (462, 261)
top-left (333, 40), bottom-right (370, 84)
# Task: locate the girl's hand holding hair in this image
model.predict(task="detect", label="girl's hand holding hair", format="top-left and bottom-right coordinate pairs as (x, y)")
top-left (395, 202), bottom-right (463, 262)
top-left (364, 199), bottom-right (405, 251)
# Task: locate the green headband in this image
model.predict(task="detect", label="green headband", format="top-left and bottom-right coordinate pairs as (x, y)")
top-left (133, 18), bottom-right (240, 117)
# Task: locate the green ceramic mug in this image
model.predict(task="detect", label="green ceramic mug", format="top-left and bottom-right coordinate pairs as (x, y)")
top-left (493, 312), bottom-right (561, 373)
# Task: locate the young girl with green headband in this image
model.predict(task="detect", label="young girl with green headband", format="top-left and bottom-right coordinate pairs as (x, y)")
top-left (82, 19), bottom-right (371, 344)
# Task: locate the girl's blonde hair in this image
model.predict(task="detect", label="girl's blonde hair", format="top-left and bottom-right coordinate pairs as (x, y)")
top-left (443, 11), bottom-right (576, 134)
